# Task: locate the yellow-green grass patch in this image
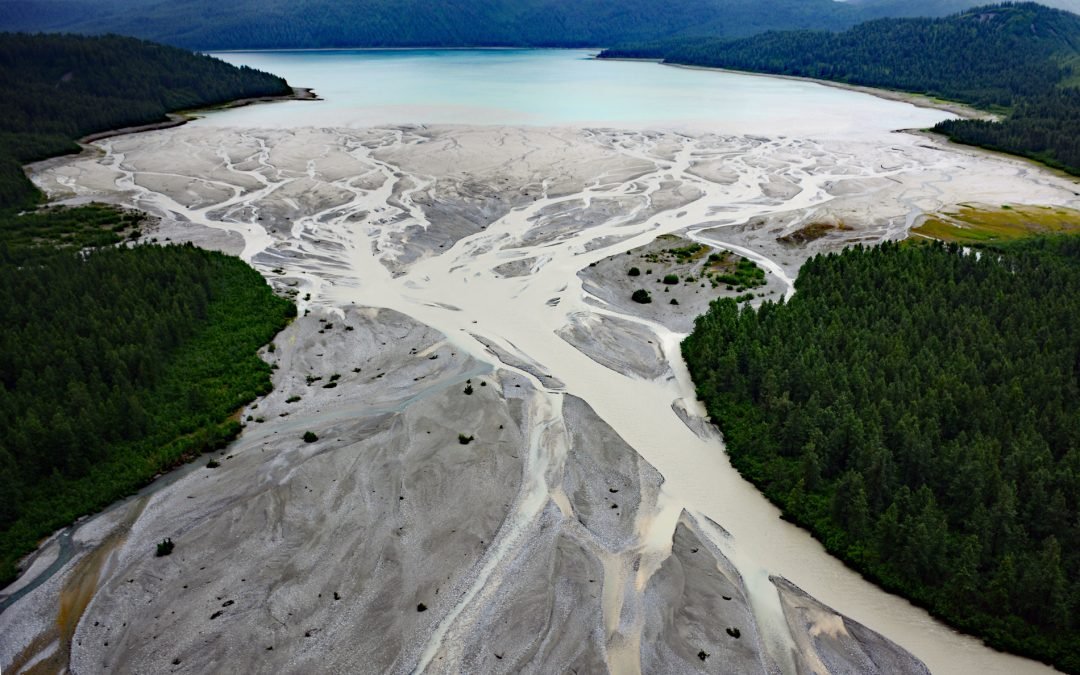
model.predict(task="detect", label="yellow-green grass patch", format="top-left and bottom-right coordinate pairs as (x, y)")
top-left (911, 203), bottom-right (1080, 244)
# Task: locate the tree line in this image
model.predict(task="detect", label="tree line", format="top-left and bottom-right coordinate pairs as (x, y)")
top-left (600, 3), bottom-right (1080, 174)
top-left (0, 205), bottom-right (295, 582)
top-left (936, 87), bottom-right (1080, 175)
top-left (0, 32), bottom-right (291, 211)
top-left (682, 238), bottom-right (1080, 673)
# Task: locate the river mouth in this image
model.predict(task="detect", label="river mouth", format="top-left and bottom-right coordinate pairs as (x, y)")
top-left (3, 52), bottom-right (1078, 675)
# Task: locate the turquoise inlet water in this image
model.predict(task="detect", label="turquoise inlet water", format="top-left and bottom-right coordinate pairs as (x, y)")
top-left (202, 49), bottom-right (951, 135)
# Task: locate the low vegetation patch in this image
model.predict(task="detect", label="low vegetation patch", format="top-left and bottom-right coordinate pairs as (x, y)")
top-left (776, 221), bottom-right (850, 246)
top-left (706, 252), bottom-right (766, 290)
top-left (640, 236), bottom-right (709, 267)
top-left (912, 204), bottom-right (1080, 244)
top-left (0, 203), bottom-right (144, 262)
top-left (595, 235), bottom-right (770, 308)
top-left (155, 538), bottom-right (175, 557)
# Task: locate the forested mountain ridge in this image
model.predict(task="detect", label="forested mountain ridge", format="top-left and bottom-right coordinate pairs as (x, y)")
top-left (600, 3), bottom-right (1080, 173)
top-left (0, 0), bottom-right (857, 49)
top-left (600, 3), bottom-right (1080, 107)
top-left (0, 33), bottom-right (292, 211)
top-left (849, 0), bottom-right (1080, 19)
top-left (0, 0), bottom-right (1029, 50)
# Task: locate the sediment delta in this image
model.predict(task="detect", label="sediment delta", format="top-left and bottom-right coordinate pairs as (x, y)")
top-left (4, 124), bottom-right (1078, 674)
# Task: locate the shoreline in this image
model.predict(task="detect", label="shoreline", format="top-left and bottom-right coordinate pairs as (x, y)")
top-left (668, 63), bottom-right (996, 121)
top-left (671, 63), bottom-right (996, 121)
top-left (77, 86), bottom-right (319, 144)
top-left (599, 56), bottom-right (995, 122)
top-left (207, 46), bottom-right (603, 53)
top-left (904, 128), bottom-right (1080, 187)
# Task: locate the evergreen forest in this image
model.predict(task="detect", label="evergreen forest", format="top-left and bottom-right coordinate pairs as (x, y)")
top-left (600, 3), bottom-right (1080, 174)
top-left (0, 33), bottom-right (297, 582)
top-left (935, 88), bottom-right (1080, 175)
top-left (682, 238), bottom-right (1080, 673)
top-left (0, 32), bottom-right (291, 210)
top-left (0, 205), bottom-right (295, 583)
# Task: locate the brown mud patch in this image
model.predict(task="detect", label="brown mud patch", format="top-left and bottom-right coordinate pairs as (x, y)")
top-left (8, 496), bottom-right (148, 674)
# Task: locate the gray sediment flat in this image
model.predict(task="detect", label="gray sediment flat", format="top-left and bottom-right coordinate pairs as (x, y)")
top-left (8, 121), bottom-right (1073, 675)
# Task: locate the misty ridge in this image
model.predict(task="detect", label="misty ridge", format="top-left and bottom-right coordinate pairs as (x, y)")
top-left (2, 0), bottom-right (1078, 49)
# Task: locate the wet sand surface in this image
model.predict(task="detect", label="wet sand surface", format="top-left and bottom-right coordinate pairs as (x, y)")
top-left (3, 124), bottom-right (1078, 674)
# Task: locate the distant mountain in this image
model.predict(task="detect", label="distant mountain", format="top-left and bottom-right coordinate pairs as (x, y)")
top-left (848, 0), bottom-right (1080, 16)
top-left (4, 0), bottom-right (1079, 50)
top-left (845, 0), bottom-right (1000, 18)
top-left (0, 0), bottom-right (1031, 50)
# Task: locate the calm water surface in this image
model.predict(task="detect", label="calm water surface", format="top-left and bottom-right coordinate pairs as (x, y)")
top-left (203, 49), bottom-right (950, 134)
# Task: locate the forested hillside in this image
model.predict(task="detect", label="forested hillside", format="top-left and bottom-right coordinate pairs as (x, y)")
top-left (0, 205), bottom-right (295, 582)
top-left (0, 33), bottom-right (298, 582)
top-left (602, 3), bottom-right (1079, 107)
top-left (682, 238), bottom-right (1080, 672)
top-left (0, 0), bottom-right (975, 50)
top-left (0, 33), bottom-right (291, 210)
top-left (600, 3), bottom-right (1080, 174)
top-left (849, 0), bottom-right (1080, 19)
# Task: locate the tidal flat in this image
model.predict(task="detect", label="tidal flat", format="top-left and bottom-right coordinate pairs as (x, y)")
top-left (3, 107), bottom-right (1078, 675)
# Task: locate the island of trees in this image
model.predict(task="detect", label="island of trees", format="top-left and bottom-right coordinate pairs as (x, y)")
top-left (600, 3), bottom-right (1080, 175)
top-left (682, 236), bottom-right (1080, 673)
top-left (0, 34), bottom-right (297, 582)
